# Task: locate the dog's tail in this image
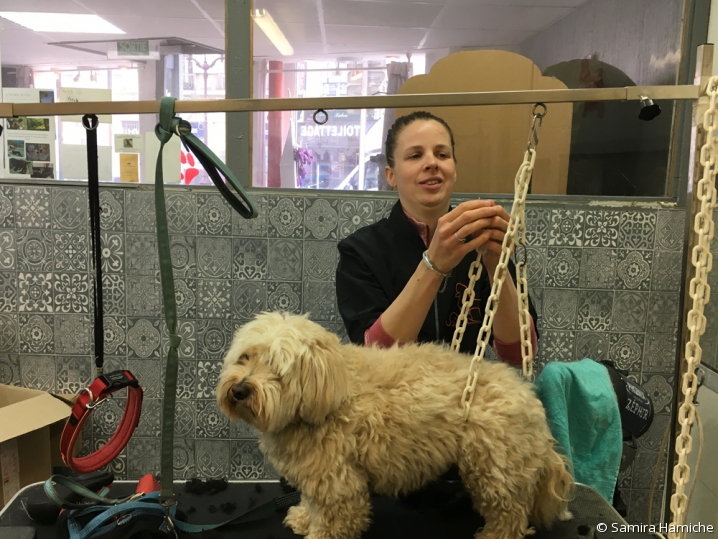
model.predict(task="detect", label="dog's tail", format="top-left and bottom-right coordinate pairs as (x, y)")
top-left (532, 445), bottom-right (575, 529)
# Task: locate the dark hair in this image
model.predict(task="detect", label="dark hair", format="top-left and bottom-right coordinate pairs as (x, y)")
top-left (384, 111), bottom-right (456, 168)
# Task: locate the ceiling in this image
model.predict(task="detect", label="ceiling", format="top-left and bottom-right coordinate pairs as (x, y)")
top-left (0, 0), bottom-right (589, 69)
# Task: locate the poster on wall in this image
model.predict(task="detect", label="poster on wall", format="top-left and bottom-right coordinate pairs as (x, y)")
top-left (2, 88), bottom-right (57, 180)
top-left (59, 88), bottom-right (112, 123)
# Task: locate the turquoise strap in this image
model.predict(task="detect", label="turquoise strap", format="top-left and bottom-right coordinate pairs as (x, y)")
top-left (44, 476), bottom-right (135, 509)
top-left (64, 490), bottom-right (301, 537)
top-left (153, 97), bottom-right (257, 507)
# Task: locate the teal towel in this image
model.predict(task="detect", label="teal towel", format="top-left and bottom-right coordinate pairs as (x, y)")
top-left (534, 358), bottom-right (623, 503)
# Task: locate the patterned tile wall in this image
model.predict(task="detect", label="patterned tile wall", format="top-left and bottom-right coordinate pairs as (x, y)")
top-left (0, 184), bottom-right (690, 523)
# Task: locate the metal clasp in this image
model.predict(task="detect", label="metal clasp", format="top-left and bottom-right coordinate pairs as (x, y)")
top-left (527, 103), bottom-right (547, 152)
top-left (79, 387), bottom-right (108, 410)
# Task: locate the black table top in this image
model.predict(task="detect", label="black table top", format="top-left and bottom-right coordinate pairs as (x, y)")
top-left (0, 480), bottom-right (652, 539)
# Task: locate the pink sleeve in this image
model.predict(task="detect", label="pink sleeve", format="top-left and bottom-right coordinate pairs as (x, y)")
top-left (364, 315), bottom-right (397, 348)
top-left (492, 318), bottom-right (538, 368)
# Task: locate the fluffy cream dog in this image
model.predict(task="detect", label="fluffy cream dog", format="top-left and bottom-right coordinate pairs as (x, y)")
top-left (217, 312), bottom-right (573, 539)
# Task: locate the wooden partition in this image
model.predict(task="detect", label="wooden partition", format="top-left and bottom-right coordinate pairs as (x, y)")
top-left (396, 51), bottom-right (573, 195)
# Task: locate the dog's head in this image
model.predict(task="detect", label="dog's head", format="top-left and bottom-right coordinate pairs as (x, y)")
top-left (216, 312), bottom-right (350, 433)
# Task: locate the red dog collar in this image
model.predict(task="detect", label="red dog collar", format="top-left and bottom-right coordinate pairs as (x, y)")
top-left (61, 370), bottom-right (143, 473)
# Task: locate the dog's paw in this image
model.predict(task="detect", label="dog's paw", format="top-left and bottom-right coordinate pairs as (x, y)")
top-left (284, 504), bottom-right (311, 536)
top-left (559, 509), bottom-right (573, 522)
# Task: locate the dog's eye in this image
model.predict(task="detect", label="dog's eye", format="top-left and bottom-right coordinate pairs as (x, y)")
top-left (237, 354), bottom-right (249, 364)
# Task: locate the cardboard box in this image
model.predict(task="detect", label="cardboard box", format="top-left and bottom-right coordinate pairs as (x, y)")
top-left (0, 384), bottom-right (73, 507)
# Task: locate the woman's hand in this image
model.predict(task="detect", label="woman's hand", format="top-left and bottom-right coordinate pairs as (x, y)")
top-left (426, 200), bottom-right (510, 273)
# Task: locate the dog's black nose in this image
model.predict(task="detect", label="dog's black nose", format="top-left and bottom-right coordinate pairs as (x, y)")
top-left (232, 381), bottom-right (251, 401)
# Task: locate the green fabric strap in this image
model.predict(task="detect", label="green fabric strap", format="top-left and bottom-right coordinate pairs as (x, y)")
top-left (154, 97), bottom-right (257, 506)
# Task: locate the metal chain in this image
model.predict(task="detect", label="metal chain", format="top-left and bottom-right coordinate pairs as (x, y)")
top-left (668, 76), bottom-right (718, 539)
top-left (456, 104), bottom-right (546, 418)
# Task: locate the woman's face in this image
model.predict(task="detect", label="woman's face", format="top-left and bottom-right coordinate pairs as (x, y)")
top-left (386, 119), bottom-right (456, 210)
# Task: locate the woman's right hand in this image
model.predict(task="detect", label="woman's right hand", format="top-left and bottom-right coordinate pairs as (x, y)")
top-left (425, 200), bottom-right (509, 273)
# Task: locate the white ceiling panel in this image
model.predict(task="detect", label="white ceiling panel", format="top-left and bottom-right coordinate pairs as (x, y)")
top-left (446, 0), bottom-right (586, 6)
top-left (437, 5), bottom-right (573, 32)
top-left (279, 23), bottom-right (325, 45)
top-left (0, 0), bottom-right (591, 67)
top-left (256, 0), bottom-right (319, 25)
top-left (422, 27), bottom-right (533, 49)
top-left (347, 0), bottom-right (586, 5)
top-left (193, 0), bottom-right (226, 20)
top-left (0, 0), bottom-right (85, 13)
top-left (101, 16), bottom-right (221, 39)
top-left (322, 0), bottom-right (443, 28)
top-left (324, 24), bottom-right (427, 47)
top-left (90, 0), bottom-right (208, 19)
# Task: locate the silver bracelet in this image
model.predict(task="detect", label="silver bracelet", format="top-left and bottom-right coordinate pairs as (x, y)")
top-left (422, 250), bottom-right (451, 278)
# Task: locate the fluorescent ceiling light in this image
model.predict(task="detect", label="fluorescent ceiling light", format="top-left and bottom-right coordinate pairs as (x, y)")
top-left (0, 12), bottom-right (125, 34)
top-left (252, 9), bottom-right (293, 56)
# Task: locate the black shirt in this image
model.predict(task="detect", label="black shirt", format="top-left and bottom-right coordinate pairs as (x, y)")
top-left (336, 200), bottom-right (539, 355)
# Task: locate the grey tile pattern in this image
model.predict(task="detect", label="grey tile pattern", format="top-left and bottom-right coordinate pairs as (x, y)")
top-left (609, 333), bottom-right (644, 371)
top-left (125, 191), bottom-right (156, 233)
top-left (17, 229), bottom-right (54, 272)
top-left (577, 290), bottom-right (613, 332)
top-left (55, 232), bottom-right (88, 272)
top-left (197, 237), bottom-right (232, 278)
top-left (52, 189), bottom-right (87, 230)
top-left (525, 246), bottom-right (546, 288)
top-left (197, 194), bottom-right (232, 236)
top-left (580, 249), bottom-right (617, 289)
top-left (0, 230), bottom-right (16, 270)
top-left (615, 250), bottom-right (652, 290)
top-left (655, 210), bottom-right (684, 251)
top-left (545, 248), bottom-right (580, 288)
top-left (304, 198), bottom-right (338, 240)
top-left (619, 210), bottom-right (656, 250)
top-left (574, 331), bottom-right (609, 361)
top-left (612, 291), bottom-right (648, 333)
top-left (268, 196), bottom-right (304, 238)
top-left (650, 250), bottom-right (682, 291)
top-left (99, 190), bottom-right (124, 231)
top-left (166, 193), bottom-right (196, 235)
top-left (15, 187), bottom-right (51, 229)
top-left (525, 208), bottom-right (549, 246)
top-left (338, 199), bottom-right (374, 239)
top-left (268, 239), bottom-right (302, 281)
top-left (0, 313), bottom-right (18, 352)
top-left (0, 185), bottom-right (691, 502)
top-left (583, 210), bottom-right (621, 248)
top-left (548, 209), bottom-right (583, 246)
top-left (0, 186), bottom-right (15, 228)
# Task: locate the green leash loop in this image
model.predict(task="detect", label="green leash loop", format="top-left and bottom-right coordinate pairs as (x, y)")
top-left (154, 97), bottom-right (257, 509)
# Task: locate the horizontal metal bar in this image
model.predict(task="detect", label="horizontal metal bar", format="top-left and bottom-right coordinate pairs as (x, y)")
top-left (5, 85), bottom-right (700, 118)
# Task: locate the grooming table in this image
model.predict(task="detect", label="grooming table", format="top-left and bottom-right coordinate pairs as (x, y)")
top-left (0, 481), bottom-right (654, 539)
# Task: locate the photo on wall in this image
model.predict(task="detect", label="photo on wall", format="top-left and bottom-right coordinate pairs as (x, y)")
top-left (9, 158), bottom-right (32, 174)
top-left (2, 88), bottom-right (57, 180)
top-left (38, 90), bottom-right (54, 103)
top-left (30, 162), bottom-right (54, 179)
top-left (26, 143), bottom-right (51, 161)
top-left (7, 117), bottom-right (26, 130)
top-left (27, 118), bottom-right (50, 131)
top-left (7, 140), bottom-right (25, 158)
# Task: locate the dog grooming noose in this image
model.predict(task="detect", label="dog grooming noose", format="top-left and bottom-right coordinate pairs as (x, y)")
top-left (451, 103), bottom-right (546, 417)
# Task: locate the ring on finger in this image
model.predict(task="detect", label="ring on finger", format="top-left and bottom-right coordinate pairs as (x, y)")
top-left (454, 232), bottom-right (468, 244)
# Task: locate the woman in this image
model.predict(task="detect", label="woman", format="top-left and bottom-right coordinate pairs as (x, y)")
top-left (336, 111), bottom-right (538, 365)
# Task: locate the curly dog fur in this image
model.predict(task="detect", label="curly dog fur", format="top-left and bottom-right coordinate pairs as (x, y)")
top-left (217, 312), bottom-right (573, 539)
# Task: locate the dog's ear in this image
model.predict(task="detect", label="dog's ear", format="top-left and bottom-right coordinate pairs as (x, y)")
top-left (298, 331), bottom-right (350, 424)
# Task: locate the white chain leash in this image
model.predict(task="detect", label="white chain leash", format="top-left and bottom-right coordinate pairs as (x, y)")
top-left (667, 76), bottom-right (718, 539)
top-left (455, 104), bottom-right (545, 419)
